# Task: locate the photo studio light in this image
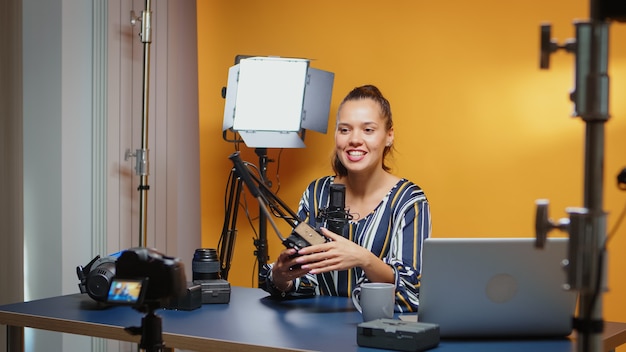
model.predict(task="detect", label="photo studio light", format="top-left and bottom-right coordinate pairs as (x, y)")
top-left (222, 56), bottom-right (334, 148)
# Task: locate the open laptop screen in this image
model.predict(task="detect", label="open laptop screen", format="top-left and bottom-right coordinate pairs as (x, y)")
top-left (418, 237), bottom-right (577, 338)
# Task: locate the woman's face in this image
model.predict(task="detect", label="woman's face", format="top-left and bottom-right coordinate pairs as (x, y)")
top-left (335, 98), bottom-right (393, 176)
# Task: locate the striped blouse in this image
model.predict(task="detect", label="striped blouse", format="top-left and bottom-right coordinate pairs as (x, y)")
top-left (259, 175), bottom-right (431, 312)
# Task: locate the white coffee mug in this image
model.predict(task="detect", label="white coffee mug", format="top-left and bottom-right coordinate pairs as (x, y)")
top-left (352, 282), bottom-right (395, 322)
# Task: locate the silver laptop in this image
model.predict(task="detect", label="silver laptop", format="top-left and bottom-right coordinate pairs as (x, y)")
top-left (418, 237), bottom-right (578, 338)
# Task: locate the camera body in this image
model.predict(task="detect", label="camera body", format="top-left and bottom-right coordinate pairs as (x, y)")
top-left (114, 247), bottom-right (187, 308)
top-left (77, 247), bottom-right (187, 308)
top-left (283, 222), bottom-right (329, 251)
top-left (194, 279), bottom-right (231, 304)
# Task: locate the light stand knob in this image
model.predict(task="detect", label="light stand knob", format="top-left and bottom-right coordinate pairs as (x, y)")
top-left (534, 199), bottom-right (570, 249)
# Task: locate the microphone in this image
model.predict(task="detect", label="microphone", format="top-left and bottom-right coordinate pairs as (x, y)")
top-left (321, 184), bottom-right (351, 235)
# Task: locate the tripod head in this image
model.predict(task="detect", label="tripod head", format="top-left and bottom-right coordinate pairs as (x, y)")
top-left (125, 303), bottom-right (164, 352)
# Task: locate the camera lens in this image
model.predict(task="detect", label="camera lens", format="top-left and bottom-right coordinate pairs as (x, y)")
top-left (192, 248), bottom-right (220, 281)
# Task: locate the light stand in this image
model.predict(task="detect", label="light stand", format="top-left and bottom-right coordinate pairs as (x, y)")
top-left (219, 56), bottom-right (334, 284)
top-left (121, 2), bottom-right (156, 350)
top-left (535, 2), bottom-right (624, 351)
top-left (254, 148), bottom-right (271, 272)
top-left (125, 0), bottom-right (153, 247)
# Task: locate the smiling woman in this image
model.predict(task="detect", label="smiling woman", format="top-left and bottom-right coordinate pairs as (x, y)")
top-left (258, 85), bottom-right (432, 313)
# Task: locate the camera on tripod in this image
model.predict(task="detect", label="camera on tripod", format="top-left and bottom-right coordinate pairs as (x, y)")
top-left (76, 247), bottom-right (187, 309)
top-left (113, 247), bottom-right (187, 310)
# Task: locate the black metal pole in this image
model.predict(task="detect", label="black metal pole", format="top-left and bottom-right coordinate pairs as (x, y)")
top-left (219, 171), bottom-right (243, 280)
top-left (535, 3), bottom-right (613, 351)
top-left (574, 11), bottom-right (610, 352)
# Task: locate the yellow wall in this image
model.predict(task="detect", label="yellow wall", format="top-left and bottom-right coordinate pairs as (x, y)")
top-left (197, 0), bottom-right (626, 324)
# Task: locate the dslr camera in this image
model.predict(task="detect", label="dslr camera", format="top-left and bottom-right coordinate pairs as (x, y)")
top-left (77, 247), bottom-right (187, 309)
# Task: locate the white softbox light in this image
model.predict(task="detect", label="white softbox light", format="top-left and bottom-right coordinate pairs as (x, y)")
top-left (222, 56), bottom-right (334, 148)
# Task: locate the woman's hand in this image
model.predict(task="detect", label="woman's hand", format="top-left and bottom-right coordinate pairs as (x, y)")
top-left (274, 227), bottom-right (394, 285)
top-left (295, 228), bottom-right (395, 284)
top-left (271, 247), bottom-right (309, 291)
top-left (294, 227), bottom-right (371, 274)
